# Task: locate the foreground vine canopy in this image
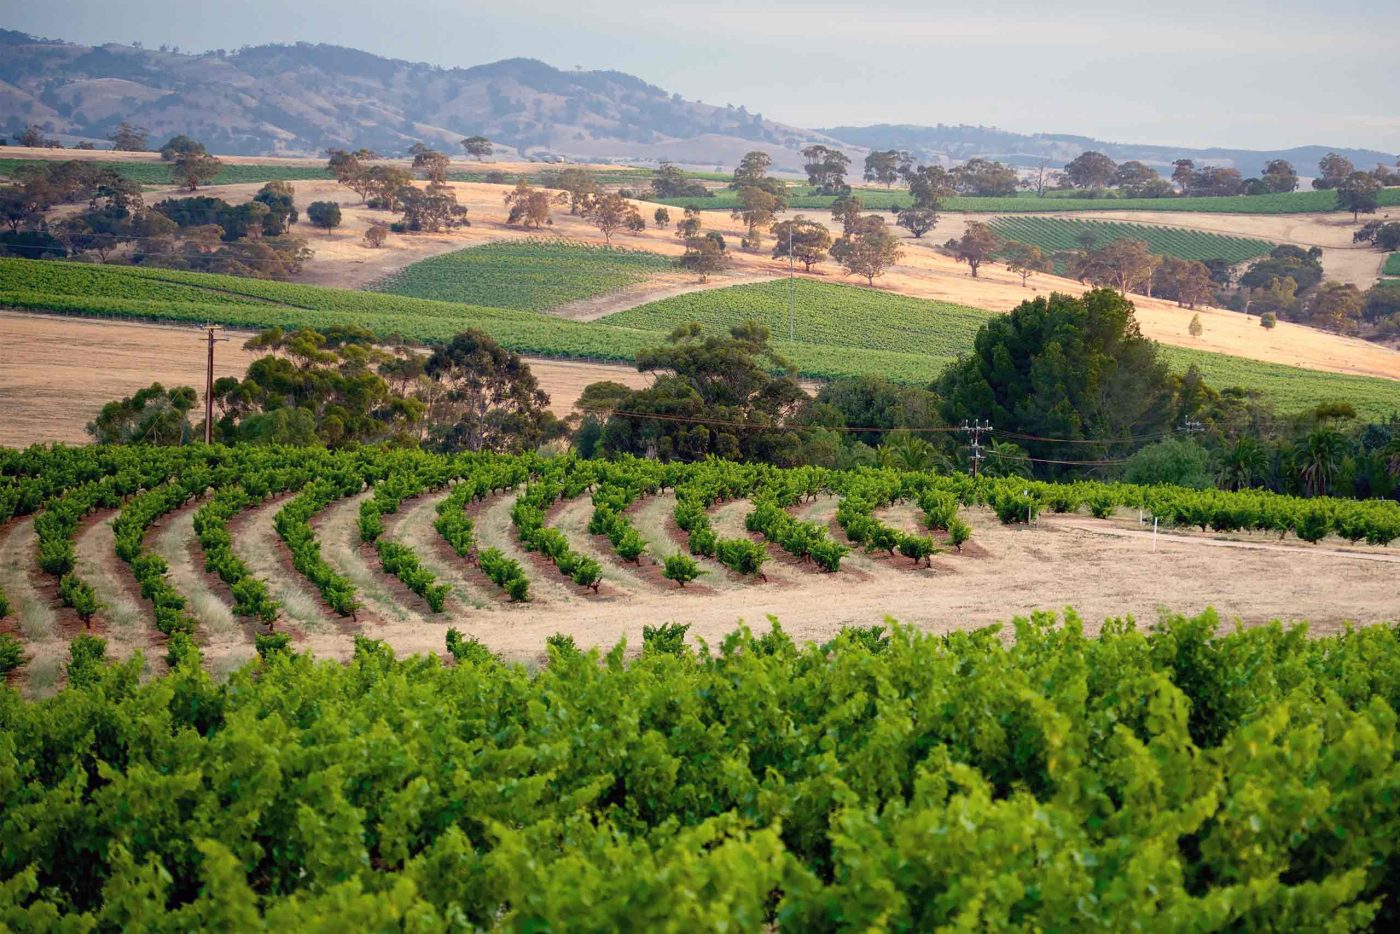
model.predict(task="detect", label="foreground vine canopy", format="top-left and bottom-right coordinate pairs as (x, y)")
top-left (1, 614), bottom-right (1399, 927)
top-left (1, 445), bottom-right (1400, 926)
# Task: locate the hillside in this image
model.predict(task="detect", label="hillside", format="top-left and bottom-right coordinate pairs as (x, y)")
top-left (0, 30), bottom-right (826, 164)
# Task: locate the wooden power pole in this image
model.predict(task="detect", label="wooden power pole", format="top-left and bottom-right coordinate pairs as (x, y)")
top-left (202, 324), bottom-right (229, 444)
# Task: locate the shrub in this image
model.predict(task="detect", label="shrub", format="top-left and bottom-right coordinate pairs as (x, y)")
top-left (0, 634), bottom-right (26, 674)
top-left (642, 622), bottom-right (690, 655)
top-left (662, 553), bottom-right (702, 587)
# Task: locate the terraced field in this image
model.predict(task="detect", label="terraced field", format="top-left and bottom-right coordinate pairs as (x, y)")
top-left (369, 241), bottom-right (674, 310)
top-left (986, 217), bottom-right (1274, 265)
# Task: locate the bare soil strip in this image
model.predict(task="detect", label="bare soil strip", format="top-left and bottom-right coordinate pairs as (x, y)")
top-left (0, 517), bottom-right (64, 695)
top-left (230, 494), bottom-right (338, 638)
top-left (74, 512), bottom-right (156, 662)
top-left (548, 271), bottom-right (780, 321)
top-left (1042, 515), bottom-right (1400, 563)
top-left (386, 490), bottom-right (494, 612)
top-left (315, 491), bottom-right (427, 627)
top-left (148, 503), bottom-right (255, 676)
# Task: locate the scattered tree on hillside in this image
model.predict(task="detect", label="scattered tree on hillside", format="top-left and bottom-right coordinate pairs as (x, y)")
top-left (326, 148), bottom-right (380, 201)
top-left (163, 138), bottom-right (222, 191)
top-left (1312, 153), bottom-right (1354, 190)
top-left (830, 194), bottom-right (864, 235)
top-left (158, 135), bottom-right (204, 160)
top-left (14, 125), bottom-right (51, 148)
top-left (675, 205), bottom-right (702, 239)
top-left (88, 383), bottom-right (197, 445)
top-left (771, 216), bottom-right (833, 271)
top-left (503, 179), bottom-right (558, 228)
top-left (1003, 241), bottom-right (1051, 287)
top-left (1305, 282), bottom-right (1365, 334)
top-left (731, 185), bottom-right (783, 251)
top-left (649, 161), bottom-right (711, 199)
top-left (905, 164), bottom-right (955, 208)
top-left (1023, 161), bottom-right (1059, 197)
top-left (461, 136), bottom-right (493, 160)
top-left (1260, 311), bottom-right (1277, 329)
top-left (1079, 239), bottom-right (1161, 296)
top-left (596, 321), bottom-right (807, 463)
top-left (361, 165), bottom-right (414, 207)
top-left (896, 206), bottom-right (939, 238)
top-left (253, 181), bottom-right (298, 235)
top-left (1064, 151), bottom-right (1117, 190)
top-left (410, 144), bottom-right (451, 183)
top-left (945, 221), bottom-right (1000, 278)
top-left (731, 151), bottom-right (773, 188)
top-left (950, 158), bottom-right (1019, 196)
top-left (108, 122), bottom-right (148, 152)
top-left (1353, 220), bottom-right (1400, 251)
top-left (678, 234), bottom-right (730, 282)
top-left (548, 168), bottom-right (599, 215)
top-left (1154, 257), bottom-right (1216, 308)
top-left (863, 150), bottom-right (909, 188)
top-left (1113, 161), bottom-right (1171, 198)
top-left (832, 216), bottom-right (902, 286)
top-left (306, 201), bottom-right (342, 235)
top-left (1336, 171), bottom-right (1381, 221)
top-left (937, 289), bottom-right (1188, 472)
top-left (584, 192), bottom-right (642, 244)
top-left (394, 183), bottom-right (469, 232)
top-left (800, 145), bottom-right (852, 194)
top-left (422, 329), bottom-right (559, 453)
top-left (363, 223), bottom-right (388, 248)
top-left (653, 207), bottom-right (670, 228)
top-left (1261, 159), bottom-right (1299, 193)
top-left (1188, 313), bottom-right (1204, 337)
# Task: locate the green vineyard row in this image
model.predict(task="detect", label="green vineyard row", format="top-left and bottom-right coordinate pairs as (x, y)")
top-left (986, 216), bottom-right (1274, 265)
top-left (369, 241), bottom-right (674, 311)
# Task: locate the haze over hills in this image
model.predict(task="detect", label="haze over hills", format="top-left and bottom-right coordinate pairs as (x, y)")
top-left (0, 28), bottom-right (1394, 176)
top-left (818, 124), bottom-right (1398, 179)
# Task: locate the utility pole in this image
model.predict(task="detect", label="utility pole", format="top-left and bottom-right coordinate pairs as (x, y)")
top-left (201, 324), bottom-right (229, 444)
top-left (1179, 417), bottom-right (1204, 436)
top-left (960, 419), bottom-right (993, 478)
top-left (787, 222), bottom-right (795, 342)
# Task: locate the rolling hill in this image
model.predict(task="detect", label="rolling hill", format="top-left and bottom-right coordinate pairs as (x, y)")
top-left (0, 30), bottom-right (828, 165)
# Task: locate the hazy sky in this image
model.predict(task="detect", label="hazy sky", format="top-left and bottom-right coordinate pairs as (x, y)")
top-left (7, 0), bottom-right (1399, 152)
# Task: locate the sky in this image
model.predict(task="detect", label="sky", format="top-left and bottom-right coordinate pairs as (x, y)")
top-left (6, 0), bottom-right (1399, 153)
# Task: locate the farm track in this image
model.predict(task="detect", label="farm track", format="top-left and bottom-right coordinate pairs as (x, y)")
top-left (469, 491), bottom-right (579, 604)
top-left (547, 271), bottom-right (781, 321)
top-left (74, 511), bottom-right (156, 662)
top-left (315, 491), bottom-right (429, 627)
top-left (385, 490), bottom-right (493, 612)
top-left (147, 502), bottom-right (253, 671)
top-left (1043, 515), bottom-right (1400, 563)
top-left (230, 493), bottom-right (339, 638)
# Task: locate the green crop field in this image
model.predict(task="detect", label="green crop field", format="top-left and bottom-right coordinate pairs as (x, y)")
top-left (603, 278), bottom-right (1400, 418)
top-left (3, 258), bottom-right (1398, 417)
top-left (368, 240), bottom-right (674, 311)
top-left (1384, 253), bottom-right (1400, 276)
top-left (657, 185), bottom-right (1400, 216)
top-left (987, 217), bottom-right (1274, 265)
top-left (603, 278), bottom-right (993, 361)
top-left (0, 157), bottom-right (333, 187)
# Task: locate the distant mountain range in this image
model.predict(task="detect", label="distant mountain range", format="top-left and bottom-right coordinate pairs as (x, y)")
top-left (816, 124), bottom-right (1398, 179)
top-left (1, 29), bottom-right (1393, 177)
